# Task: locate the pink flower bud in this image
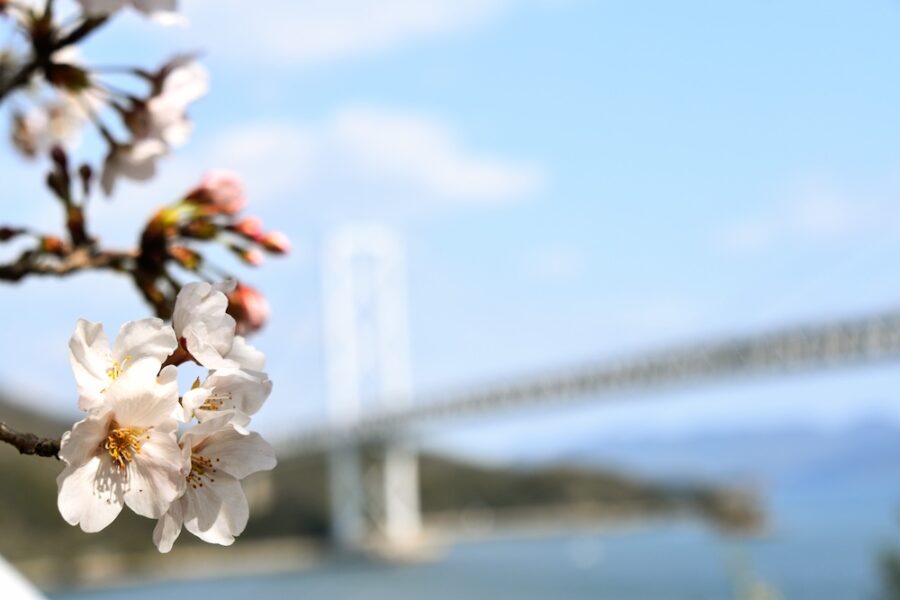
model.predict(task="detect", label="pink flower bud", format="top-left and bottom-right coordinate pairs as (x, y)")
top-left (226, 283), bottom-right (270, 335)
top-left (40, 236), bottom-right (68, 256)
top-left (231, 216), bottom-right (264, 240)
top-left (187, 170), bottom-right (246, 215)
top-left (238, 247), bottom-right (264, 267)
top-left (169, 245), bottom-right (201, 270)
top-left (260, 230), bottom-right (290, 254)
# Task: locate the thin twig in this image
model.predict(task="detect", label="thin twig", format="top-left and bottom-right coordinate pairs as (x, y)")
top-left (0, 422), bottom-right (60, 458)
top-left (0, 17), bottom-right (108, 102)
top-left (0, 247), bottom-right (135, 281)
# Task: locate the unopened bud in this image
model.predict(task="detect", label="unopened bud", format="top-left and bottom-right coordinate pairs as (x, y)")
top-left (186, 170), bottom-right (246, 215)
top-left (226, 282), bottom-right (270, 335)
top-left (234, 246), bottom-right (264, 267)
top-left (181, 219), bottom-right (219, 240)
top-left (50, 145), bottom-right (68, 171)
top-left (260, 230), bottom-right (290, 254)
top-left (46, 171), bottom-right (68, 201)
top-left (231, 217), bottom-right (263, 240)
top-left (169, 245), bottom-right (202, 270)
top-left (78, 163), bottom-right (92, 196)
top-left (39, 236), bottom-right (67, 256)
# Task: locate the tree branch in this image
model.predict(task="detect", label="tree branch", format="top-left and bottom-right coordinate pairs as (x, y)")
top-left (0, 422), bottom-right (60, 458)
top-left (0, 17), bottom-right (108, 102)
top-left (0, 247), bottom-right (135, 282)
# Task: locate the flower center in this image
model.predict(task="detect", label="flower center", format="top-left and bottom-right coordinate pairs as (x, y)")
top-left (199, 392), bottom-right (232, 412)
top-left (187, 453), bottom-right (219, 489)
top-left (103, 424), bottom-right (145, 470)
top-left (106, 355), bottom-right (133, 381)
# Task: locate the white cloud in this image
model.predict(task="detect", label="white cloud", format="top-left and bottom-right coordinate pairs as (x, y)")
top-left (189, 106), bottom-right (544, 218)
top-left (331, 108), bottom-right (543, 203)
top-left (717, 174), bottom-right (900, 254)
top-left (184, 0), bottom-right (518, 67)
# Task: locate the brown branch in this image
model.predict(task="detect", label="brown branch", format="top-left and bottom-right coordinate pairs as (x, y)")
top-left (0, 17), bottom-right (108, 102)
top-left (0, 422), bottom-right (60, 458)
top-left (0, 247), bottom-right (135, 282)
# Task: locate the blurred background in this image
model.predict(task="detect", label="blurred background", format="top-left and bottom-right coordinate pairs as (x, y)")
top-left (4, 0), bottom-right (900, 598)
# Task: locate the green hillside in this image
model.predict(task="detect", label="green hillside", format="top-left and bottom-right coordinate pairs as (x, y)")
top-left (0, 399), bottom-right (762, 587)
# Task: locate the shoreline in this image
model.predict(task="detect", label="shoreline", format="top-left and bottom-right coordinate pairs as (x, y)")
top-left (23, 503), bottom-right (767, 593)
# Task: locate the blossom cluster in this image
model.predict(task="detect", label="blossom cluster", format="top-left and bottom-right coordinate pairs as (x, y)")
top-left (137, 170), bottom-right (288, 333)
top-left (57, 281), bottom-right (276, 552)
top-left (3, 0), bottom-right (203, 194)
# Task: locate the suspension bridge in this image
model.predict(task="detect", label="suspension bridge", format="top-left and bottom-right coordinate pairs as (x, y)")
top-left (297, 224), bottom-right (900, 552)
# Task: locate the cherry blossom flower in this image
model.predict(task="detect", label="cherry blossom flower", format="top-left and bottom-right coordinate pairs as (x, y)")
top-left (122, 98), bottom-right (192, 148)
top-left (100, 138), bottom-right (167, 195)
top-left (10, 110), bottom-right (44, 157)
top-left (151, 58), bottom-right (208, 108)
top-left (152, 416), bottom-right (276, 552)
top-left (123, 59), bottom-right (208, 148)
top-left (10, 96), bottom-right (86, 158)
top-left (172, 281), bottom-right (265, 370)
top-left (186, 170), bottom-right (246, 214)
top-left (76, 0), bottom-right (183, 25)
top-left (180, 368), bottom-right (272, 423)
top-left (68, 317), bottom-right (177, 411)
top-left (57, 364), bottom-right (185, 533)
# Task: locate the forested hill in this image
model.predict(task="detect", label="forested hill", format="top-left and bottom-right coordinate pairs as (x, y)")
top-left (0, 398), bottom-right (762, 588)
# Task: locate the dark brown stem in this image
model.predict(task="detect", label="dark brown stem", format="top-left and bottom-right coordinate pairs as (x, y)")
top-left (0, 422), bottom-right (60, 458)
top-left (0, 17), bottom-right (108, 102)
top-left (0, 247), bottom-right (134, 282)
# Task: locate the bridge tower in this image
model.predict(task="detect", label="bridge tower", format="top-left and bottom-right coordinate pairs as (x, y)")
top-left (322, 224), bottom-right (421, 550)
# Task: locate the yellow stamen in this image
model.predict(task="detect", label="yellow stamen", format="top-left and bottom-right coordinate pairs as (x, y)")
top-left (187, 453), bottom-right (218, 489)
top-left (103, 424), bottom-right (144, 470)
top-left (199, 392), bottom-right (233, 412)
top-left (106, 355), bottom-right (134, 381)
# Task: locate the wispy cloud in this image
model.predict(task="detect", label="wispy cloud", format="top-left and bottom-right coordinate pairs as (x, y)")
top-left (184, 0), bottom-right (520, 67)
top-left (716, 175), bottom-right (900, 254)
top-left (330, 108), bottom-right (543, 203)
top-left (187, 106), bottom-right (544, 218)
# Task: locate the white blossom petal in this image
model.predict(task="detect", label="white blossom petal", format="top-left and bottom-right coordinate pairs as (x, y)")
top-left (160, 61), bottom-right (207, 107)
top-left (100, 140), bottom-right (167, 196)
top-left (131, 0), bottom-right (183, 25)
top-left (105, 364), bottom-right (179, 429)
top-left (180, 386), bottom-right (211, 422)
top-left (77, 0), bottom-right (127, 17)
top-left (191, 369), bottom-right (271, 422)
top-left (152, 496), bottom-right (184, 553)
top-left (172, 282), bottom-right (236, 368)
top-left (122, 429), bottom-right (186, 518)
top-left (59, 410), bottom-right (112, 466)
top-left (224, 336), bottom-right (266, 371)
top-left (201, 429), bottom-right (276, 480)
top-left (183, 474), bottom-right (248, 546)
top-left (57, 455), bottom-right (124, 533)
top-left (68, 319), bottom-right (112, 411)
top-left (111, 318), bottom-right (177, 365)
top-left (58, 411), bottom-right (112, 467)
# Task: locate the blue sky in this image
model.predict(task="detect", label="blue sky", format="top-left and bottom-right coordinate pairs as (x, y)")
top-left (4, 0), bottom-right (900, 455)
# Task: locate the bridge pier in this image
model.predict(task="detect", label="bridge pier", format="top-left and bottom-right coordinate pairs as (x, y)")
top-left (323, 225), bottom-right (421, 553)
top-left (328, 444), bottom-right (366, 552)
top-left (382, 443), bottom-right (421, 545)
